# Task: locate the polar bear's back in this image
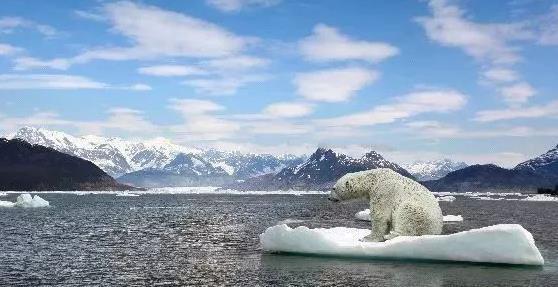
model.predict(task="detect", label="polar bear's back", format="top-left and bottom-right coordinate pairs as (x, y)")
top-left (351, 168), bottom-right (438, 204)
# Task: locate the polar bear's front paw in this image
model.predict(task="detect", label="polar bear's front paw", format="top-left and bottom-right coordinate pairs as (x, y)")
top-left (384, 231), bottom-right (400, 241)
top-left (360, 234), bottom-right (384, 242)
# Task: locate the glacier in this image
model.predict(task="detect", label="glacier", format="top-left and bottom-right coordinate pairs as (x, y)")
top-left (260, 224), bottom-right (544, 265)
top-left (0, 193), bottom-right (50, 208)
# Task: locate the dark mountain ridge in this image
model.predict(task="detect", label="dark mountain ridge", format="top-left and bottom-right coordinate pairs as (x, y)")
top-left (224, 148), bottom-right (413, 191)
top-left (0, 138), bottom-right (136, 191)
top-left (423, 164), bottom-right (556, 193)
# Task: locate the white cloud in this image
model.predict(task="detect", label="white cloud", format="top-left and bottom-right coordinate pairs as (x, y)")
top-left (247, 121), bottom-right (310, 135)
top-left (475, 101), bottom-right (558, 122)
top-left (538, 5), bottom-right (558, 45)
top-left (500, 82), bottom-right (536, 105)
top-left (416, 0), bottom-right (532, 65)
top-left (319, 89), bottom-right (467, 127)
top-left (17, 1), bottom-right (254, 70)
top-left (0, 43), bottom-right (22, 55)
top-left (169, 98), bottom-right (225, 115)
top-left (482, 68), bottom-right (519, 83)
top-left (294, 67), bottom-right (378, 102)
top-left (183, 74), bottom-right (268, 95)
top-left (0, 74), bottom-right (150, 91)
top-left (0, 16), bottom-right (58, 37)
top-left (127, 83), bottom-right (152, 91)
top-left (0, 108), bottom-right (158, 136)
top-left (98, 1), bottom-right (249, 58)
top-left (13, 57), bottom-right (71, 71)
top-left (300, 24), bottom-right (399, 63)
top-left (169, 98), bottom-right (240, 141)
top-left (405, 121), bottom-right (461, 137)
top-left (0, 74), bottom-right (106, 90)
top-left (74, 10), bottom-right (106, 22)
top-left (137, 65), bottom-right (206, 76)
top-left (263, 102), bottom-right (313, 118)
top-left (92, 108), bottom-right (157, 133)
top-left (206, 0), bottom-right (281, 12)
top-left (201, 55), bottom-right (269, 72)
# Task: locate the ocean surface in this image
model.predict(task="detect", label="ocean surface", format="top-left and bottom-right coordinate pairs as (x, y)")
top-left (0, 192), bottom-right (557, 286)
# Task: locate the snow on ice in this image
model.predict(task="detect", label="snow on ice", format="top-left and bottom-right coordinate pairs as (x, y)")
top-left (437, 196), bottom-right (456, 202)
top-left (443, 215), bottom-right (463, 222)
top-left (260, 224), bottom-right (544, 265)
top-left (355, 209), bottom-right (462, 223)
top-left (115, 192), bottom-right (141, 197)
top-left (0, 193), bottom-right (50, 208)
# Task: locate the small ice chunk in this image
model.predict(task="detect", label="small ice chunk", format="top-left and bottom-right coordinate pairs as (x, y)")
top-left (260, 224), bottom-right (544, 265)
top-left (437, 196), bottom-right (456, 202)
top-left (0, 200), bottom-right (15, 207)
top-left (0, 192), bottom-right (7, 196)
top-left (522, 194), bottom-right (558, 202)
top-left (355, 209), bottom-right (371, 221)
top-left (0, 193), bottom-right (50, 208)
top-left (115, 192), bottom-right (140, 197)
top-left (355, 209), bottom-right (462, 223)
top-left (443, 215), bottom-right (463, 222)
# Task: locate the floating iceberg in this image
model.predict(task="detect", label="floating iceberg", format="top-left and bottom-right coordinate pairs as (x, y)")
top-left (443, 215), bottom-right (463, 222)
top-left (115, 192), bottom-right (140, 197)
top-left (355, 209), bottom-right (371, 221)
top-left (0, 193), bottom-right (50, 208)
top-left (260, 224), bottom-right (544, 265)
top-left (355, 209), bottom-right (463, 223)
top-left (522, 194), bottom-right (558, 202)
top-left (437, 195), bottom-right (456, 202)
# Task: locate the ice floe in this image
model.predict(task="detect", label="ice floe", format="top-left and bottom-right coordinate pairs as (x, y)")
top-left (443, 215), bottom-right (463, 222)
top-left (115, 192), bottom-right (140, 197)
top-left (355, 209), bottom-right (462, 223)
top-left (521, 194), bottom-right (558, 202)
top-left (0, 193), bottom-right (50, 208)
top-left (437, 196), bottom-right (456, 202)
top-left (355, 209), bottom-right (371, 221)
top-left (260, 224), bottom-right (544, 265)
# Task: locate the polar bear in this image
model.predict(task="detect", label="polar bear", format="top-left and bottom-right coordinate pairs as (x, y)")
top-left (328, 168), bottom-right (443, 242)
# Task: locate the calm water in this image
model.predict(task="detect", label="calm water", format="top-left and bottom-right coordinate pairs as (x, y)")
top-left (0, 193), bottom-right (557, 286)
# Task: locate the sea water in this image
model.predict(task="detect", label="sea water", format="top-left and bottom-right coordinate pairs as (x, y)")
top-left (0, 192), bottom-right (557, 286)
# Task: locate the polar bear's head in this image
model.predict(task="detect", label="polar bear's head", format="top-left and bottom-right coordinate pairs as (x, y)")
top-left (329, 170), bottom-right (378, 202)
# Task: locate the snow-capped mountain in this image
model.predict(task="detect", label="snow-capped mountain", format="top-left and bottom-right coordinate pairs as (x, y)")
top-left (12, 126), bottom-right (200, 177)
top-left (404, 159), bottom-right (468, 181)
top-left (514, 144), bottom-right (558, 179)
top-left (201, 149), bottom-right (304, 179)
top-left (226, 148), bottom-right (413, 191)
top-left (117, 153), bottom-right (232, 188)
top-left (11, 127), bottom-right (305, 184)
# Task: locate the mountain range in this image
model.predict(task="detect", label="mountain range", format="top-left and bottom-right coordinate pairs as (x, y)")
top-left (12, 127), bottom-right (304, 187)
top-left (404, 159), bottom-right (468, 181)
top-left (424, 147), bottom-right (558, 192)
top-left (117, 153), bottom-right (232, 188)
top-left (0, 138), bottom-right (135, 191)
top-left (515, 145), bottom-right (558, 179)
top-left (224, 148), bottom-right (413, 191)
top-left (6, 127), bottom-right (558, 192)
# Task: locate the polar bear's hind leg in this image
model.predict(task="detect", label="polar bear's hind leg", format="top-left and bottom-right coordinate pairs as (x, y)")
top-left (393, 201), bottom-right (440, 236)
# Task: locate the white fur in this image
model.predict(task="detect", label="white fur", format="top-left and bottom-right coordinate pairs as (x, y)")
top-left (330, 168), bottom-right (443, 242)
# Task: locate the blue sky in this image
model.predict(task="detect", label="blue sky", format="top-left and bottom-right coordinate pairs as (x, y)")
top-left (0, 0), bottom-right (557, 167)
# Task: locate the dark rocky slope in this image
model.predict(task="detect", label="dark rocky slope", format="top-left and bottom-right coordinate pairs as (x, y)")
top-left (224, 148), bottom-right (413, 191)
top-left (422, 164), bottom-right (556, 193)
top-left (0, 138), bottom-right (136, 191)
